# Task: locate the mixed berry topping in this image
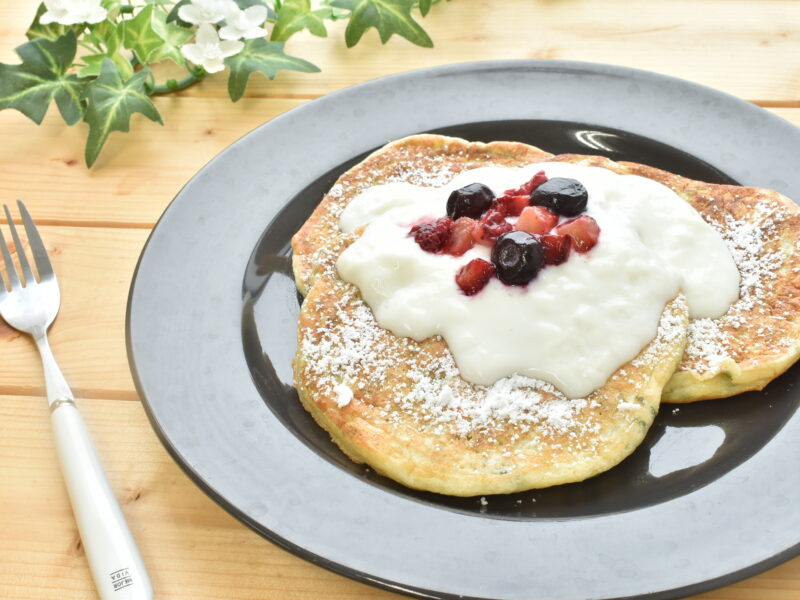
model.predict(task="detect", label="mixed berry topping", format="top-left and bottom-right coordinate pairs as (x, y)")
top-left (554, 215), bottom-right (600, 253)
top-left (446, 183), bottom-right (495, 220)
top-left (516, 206), bottom-right (558, 235)
top-left (531, 177), bottom-right (588, 217)
top-left (443, 217), bottom-right (477, 256)
top-left (407, 171), bottom-right (600, 295)
top-left (472, 207), bottom-right (513, 247)
top-left (538, 233), bottom-right (572, 265)
top-left (456, 258), bottom-right (496, 296)
top-left (411, 217), bottom-right (453, 253)
top-left (491, 231), bottom-right (545, 286)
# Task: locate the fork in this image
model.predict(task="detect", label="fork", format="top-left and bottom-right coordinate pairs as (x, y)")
top-left (0, 201), bottom-right (152, 600)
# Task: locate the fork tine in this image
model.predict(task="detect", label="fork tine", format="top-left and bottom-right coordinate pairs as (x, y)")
top-left (0, 221), bottom-right (20, 291)
top-left (17, 200), bottom-right (53, 280)
top-left (4, 204), bottom-right (35, 285)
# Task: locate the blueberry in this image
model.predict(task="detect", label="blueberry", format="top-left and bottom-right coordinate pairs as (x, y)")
top-left (531, 177), bottom-right (588, 216)
top-left (491, 231), bottom-right (544, 286)
top-left (446, 183), bottom-right (495, 220)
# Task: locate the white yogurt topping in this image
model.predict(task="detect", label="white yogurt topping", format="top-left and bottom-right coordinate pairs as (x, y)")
top-left (336, 163), bottom-right (740, 398)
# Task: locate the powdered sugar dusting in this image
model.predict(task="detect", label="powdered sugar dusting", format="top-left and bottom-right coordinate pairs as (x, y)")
top-left (299, 280), bottom-right (686, 438)
top-left (681, 198), bottom-right (797, 374)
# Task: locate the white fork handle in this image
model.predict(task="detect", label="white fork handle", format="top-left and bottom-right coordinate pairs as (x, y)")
top-left (39, 336), bottom-right (153, 600)
top-left (51, 405), bottom-right (153, 599)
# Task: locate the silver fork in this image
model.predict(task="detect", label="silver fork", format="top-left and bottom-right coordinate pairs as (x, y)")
top-left (0, 201), bottom-right (152, 600)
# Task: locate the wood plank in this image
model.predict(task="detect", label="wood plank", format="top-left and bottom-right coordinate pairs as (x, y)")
top-left (0, 394), bottom-right (399, 600)
top-left (0, 393), bottom-right (798, 600)
top-left (0, 227), bottom-right (147, 399)
top-left (1, 101), bottom-right (799, 227)
top-left (3, 1), bottom-right (799, 103)
top-left (0, 97), bottom-right (305, 227)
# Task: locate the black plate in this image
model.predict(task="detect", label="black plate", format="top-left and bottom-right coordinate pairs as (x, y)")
top-left (128, 61), bottom-right (800, 600)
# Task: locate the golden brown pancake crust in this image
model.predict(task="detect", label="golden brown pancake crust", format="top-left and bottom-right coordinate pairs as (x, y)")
top-left (293, 134), bottom-right (800, 405)
top-left (291, 135), bottom-right (690, 495)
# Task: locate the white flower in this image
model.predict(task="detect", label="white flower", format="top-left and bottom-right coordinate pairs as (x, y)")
top-left (40, 0), bottom-right (107, 25)
top-left (219, 5), bottom-right (268, 40)
top-left (178, 0), bottom-right (236, 25)
top-left (181, 23), bottom-right (244, 73)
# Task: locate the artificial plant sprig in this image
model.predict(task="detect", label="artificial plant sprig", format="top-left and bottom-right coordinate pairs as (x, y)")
top-left (0, 0), bottom-right (449, 167)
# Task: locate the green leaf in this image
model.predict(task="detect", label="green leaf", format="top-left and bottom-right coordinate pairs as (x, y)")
top-left (418, 0), bottom-right (431, 16)
top-left (101, 0), bottom-right (123, 19)
top-left (78, 20), bottom-right (133, 79)
top-left (83, 59), bottom-right (163, 167)
top-left (272, 0), bottom-right (330, 41)
top-left (0, 32), bottom-right (87, 125)
top-left (121, 5), bottom-right (165, 62)
top-left (150, 10), bottom-right (193, 66)
top-left (225, 38), bottom-right (319, 102)
top-left (92, 19), bottom-right (123, 54)
top-left (330, 0), bottom-right (433, 47)
top-left (26, 3), bottom-right (83, 41)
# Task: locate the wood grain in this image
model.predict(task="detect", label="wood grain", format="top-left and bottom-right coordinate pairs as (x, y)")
top-left (1, 0), bottom-right (799, 598)
top-left (1, 394), bottom-right (798, 600)
top-left (0, 226), bottom-right (146, 399)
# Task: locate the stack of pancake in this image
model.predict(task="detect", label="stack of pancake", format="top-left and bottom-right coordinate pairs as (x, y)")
top-left (291, 135), bottom-right (800, 496)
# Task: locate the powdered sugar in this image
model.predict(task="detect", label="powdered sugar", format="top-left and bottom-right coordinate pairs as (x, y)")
top-left (299, 280), bottom-right (685, 437)
top-left (681, 198), bottom-right (795, 374)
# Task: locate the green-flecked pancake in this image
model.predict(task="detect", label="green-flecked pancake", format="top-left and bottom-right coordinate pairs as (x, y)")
top-left (291, 134), bottom-right (689, 496)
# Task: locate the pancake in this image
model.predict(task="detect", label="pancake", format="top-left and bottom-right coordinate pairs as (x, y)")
top-left (291, 135), bottom-right (689, 495)
top-left (537, 153), bottom-right (800, 402)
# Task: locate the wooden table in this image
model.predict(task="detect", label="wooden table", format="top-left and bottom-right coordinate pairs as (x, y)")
top-left (1, 1), bottom-right (799, 598)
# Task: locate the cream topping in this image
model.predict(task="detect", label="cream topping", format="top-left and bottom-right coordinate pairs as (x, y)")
top-left (337, 163), bottom-right (739, 397)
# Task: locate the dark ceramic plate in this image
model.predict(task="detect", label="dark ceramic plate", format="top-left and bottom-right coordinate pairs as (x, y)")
top-left (127, 61), bottom-right (800, 600)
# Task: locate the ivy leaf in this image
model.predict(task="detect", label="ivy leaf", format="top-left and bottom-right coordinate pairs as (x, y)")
top-left (79, 20), bottom-right (134, 78)
top-left (83, 59), bottom-right (163, 167)
top-left (330, 0), bottom-right (433, 47)
top-left (101, 0), bottom-right (123, 19)
top-left (418, 0), bottom-right (431, 16)
top-left (26, 3), bottom-right (83, 41)
top-left (150, 10), bottom-right (193, 66)
top-left (0, 32), bottom-right (87, 125)
top-left (225, 38), bottom-right (319, 102)
top-left (121, 5), bottom-right (165, 63)
top-left (272, 0), bottom-right (330, 41)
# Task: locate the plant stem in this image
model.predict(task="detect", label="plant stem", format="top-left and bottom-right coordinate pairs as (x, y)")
top-left (150, 72), bottom-right (206, 95)
top-left (120, 5), bottom-right (135, 14)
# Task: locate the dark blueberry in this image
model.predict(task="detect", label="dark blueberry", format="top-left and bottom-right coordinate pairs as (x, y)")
top-left (446, 183), bottom-right (495, 220)
top-left (490, 231), bottom-right (544, 286)
top-left (531, 177), bottom-right (588, 216)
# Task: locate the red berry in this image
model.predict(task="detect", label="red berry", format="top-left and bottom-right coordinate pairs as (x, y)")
top-left (555, 215), bottom-right (600, 253)
top-left (515, 206), bottom-right (558, 235)
top-left (503, 170), bottom-right (548, 197)
top-left (495, 194), bottom-right (530, 217)
top-left (471, 208), bottom-right (513, 247)
top-left (442, 217), bottom-right (476, 256)
top-left (412, 217), bottom-right (453, 253)
top-left (538, 234), bottom-right (572, 265)
top-left (455, 258), bottom-right (496, 296)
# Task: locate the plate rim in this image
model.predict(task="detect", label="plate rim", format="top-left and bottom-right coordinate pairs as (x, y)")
top-left (127, 59), bottom-right (800, 600)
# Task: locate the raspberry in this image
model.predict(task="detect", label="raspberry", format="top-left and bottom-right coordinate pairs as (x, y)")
top-left (411, 217), bottom-right (453, 253)
top-left (495, 194), bottom-right (530, 217)
top-left (455, 258), bottom-right (496, 296)
top-left (471, 208), bottom-right (513, 247)
top-left (503, 170), bottom-right (548, 197)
